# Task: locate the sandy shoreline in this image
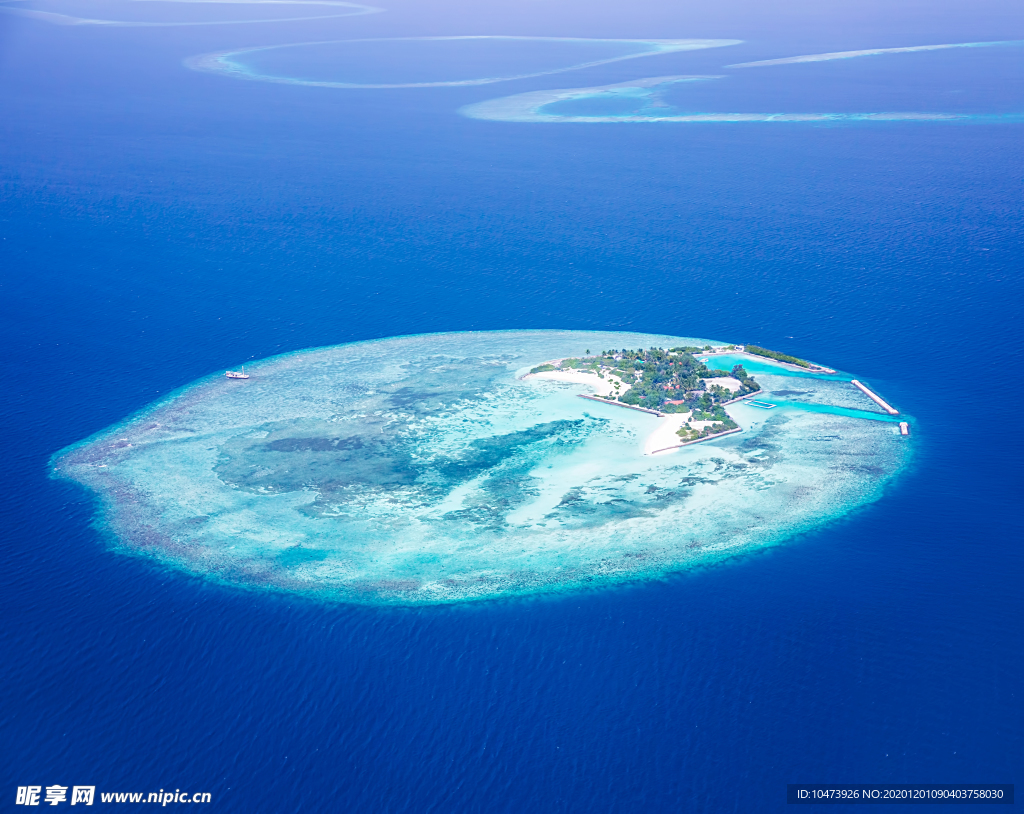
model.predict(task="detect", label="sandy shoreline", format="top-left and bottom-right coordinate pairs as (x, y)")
top-left (522, 368), bottom-right (618, 397)
top-left (644, 414), bottom-right (690, 454)
top-left (644, 411), bottom-right (738, 455)
top-left (524, 367), bottom-right (742, 455)
top-left (703, 375), bottom-right (742, 392)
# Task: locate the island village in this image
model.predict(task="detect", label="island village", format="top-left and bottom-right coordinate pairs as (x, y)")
top-left (522, 343), bottom-right (900, 454)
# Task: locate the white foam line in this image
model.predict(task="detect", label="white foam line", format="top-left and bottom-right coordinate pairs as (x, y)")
top-left (727, 40), bottom-right (1023, 69)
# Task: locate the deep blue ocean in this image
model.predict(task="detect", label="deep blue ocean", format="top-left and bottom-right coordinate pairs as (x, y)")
top-left (1, 0), bottom-right (1022, 809)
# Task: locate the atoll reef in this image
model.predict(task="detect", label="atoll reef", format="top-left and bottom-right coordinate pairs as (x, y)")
top-left (461, 75), bottom-right (1022, 124)
top-left (186, 37), bottom-right (739, 89)
top-left (53, 331), bottom-right (910, 605)
top-left (461, 40), bottom-right (1024, 123)
top-left (725, 40), bottom-right (1023, 69)
top-left (0, 0), bottom-right (381, 27)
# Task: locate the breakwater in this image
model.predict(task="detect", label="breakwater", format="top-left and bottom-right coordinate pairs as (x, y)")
top-left (650, 426), bottom-right (744, 454)
top-left (851, 380), bottom-right (899, 415)
top-left (578, 393), bottom-right (665, 416)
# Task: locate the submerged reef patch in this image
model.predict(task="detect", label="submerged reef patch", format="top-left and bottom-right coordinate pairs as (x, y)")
top-left (185, 37), bottom-right (740, 88)
top-left (0, 0), bottom-right (380, 27)
top-left (53, 331), bottom-right (910, 605)
top-left (726, 40), bottom-right (1024, 69)
top-left (461, 75), bottom-right (1024, 123)
top-left (461, 41), bottom-right (1024, 124)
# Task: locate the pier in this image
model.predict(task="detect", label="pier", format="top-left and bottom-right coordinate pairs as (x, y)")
top-left (650, 426), bottom-right (743, 454)
top-left (578, 393), bottom-right (666, 417)
top-left (851, 380), bottom-right (899, 415)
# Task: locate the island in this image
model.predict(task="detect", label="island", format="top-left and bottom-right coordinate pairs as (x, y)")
top-left (52, 331), bottom-right (909, 606)
top-left (526, 345), bottom-right (763, 448)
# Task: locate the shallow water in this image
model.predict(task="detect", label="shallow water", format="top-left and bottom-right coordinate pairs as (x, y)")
top-left (463, 45), bottom-right (1024, 122)
top-left (698, 352), bottom-right (848, 378)
top-left (55, 331), bottom-right (909, 604)
top-left (229, 39), bottom-right (662, 87)
top-left (194, 37), bottom-right (738, 88)
top-left (0, 0), bottom-right (378, 25)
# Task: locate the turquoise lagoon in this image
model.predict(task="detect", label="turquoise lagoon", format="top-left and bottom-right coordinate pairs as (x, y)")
top-left (697, 352), bottom-right (848, 378)
top-left (53, 331), bottom-right (910, 605)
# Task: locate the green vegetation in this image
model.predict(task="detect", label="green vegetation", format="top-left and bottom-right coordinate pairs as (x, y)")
top-left (675, 404), bottom-right (739, 442)
top-left (676, 421), bottom-right (738, 443)
top-left (688, 404), bottom-right (736, 424)
top-left (534, 346), bottom-right (760, 413)
top-left (731, 364), bottom-right (760, 392)
top-left (745, 345), bottom-right (811, 368)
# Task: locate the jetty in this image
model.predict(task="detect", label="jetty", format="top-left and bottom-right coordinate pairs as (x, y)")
top-left (851, 380), bottom-right (898, 415)
top-left (650, 426), bottom-right (743, 455)
top-left (578, 393), bottom-right (665, 417)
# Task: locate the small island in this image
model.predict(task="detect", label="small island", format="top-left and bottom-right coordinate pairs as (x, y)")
top-left (526, 345), bottom-right (762, 450)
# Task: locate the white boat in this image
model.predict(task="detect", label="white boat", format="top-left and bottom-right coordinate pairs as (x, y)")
top-left (225, 366), bottom-right (249, 380)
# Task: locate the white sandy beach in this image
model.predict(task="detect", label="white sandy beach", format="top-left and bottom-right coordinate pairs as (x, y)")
top-left (645, 413), bottom-right (690, 454)
top-left (523, 368), bottom-right (619, 397)
top-left (644, 412), bottom-right (728, 455)
top-left (702, 376), bottom-right (742, 392)
top-left (524, 369), bottom-right (739, 454)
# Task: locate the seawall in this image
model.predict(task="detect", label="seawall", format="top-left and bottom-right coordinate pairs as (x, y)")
top-left (851, 380), bottom-right (899, 415)
top-left (650, 426), bottom-right (744, 454)
top-left (578, 394), bottom-right (666, 417)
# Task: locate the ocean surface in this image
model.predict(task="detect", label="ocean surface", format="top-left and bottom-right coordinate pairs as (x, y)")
top-left (1, 0), bottom-right (1022, 809)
